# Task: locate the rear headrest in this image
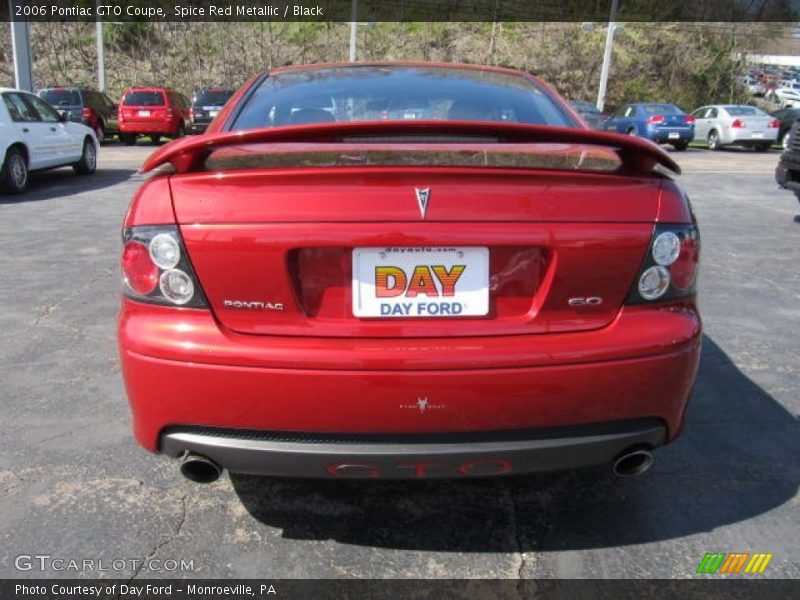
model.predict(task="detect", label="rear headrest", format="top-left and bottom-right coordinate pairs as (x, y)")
top-left (289, 108), bottom-right (335, 125)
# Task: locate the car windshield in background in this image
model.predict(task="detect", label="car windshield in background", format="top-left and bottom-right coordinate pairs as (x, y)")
top-left (123, 91), bottom-right (165, 106)
top-left (231, 66), bottom-right (577, 130)
top-left (571, 101), bottom-right (600, 114)
top-left (194, 89), bottom-right (234, 106)
top-left (40, 89), bottom-right (81, 106)
top-left (641, 104), bottom-right (683, 115)
top-left (725, 106), bottom-right (768, 116)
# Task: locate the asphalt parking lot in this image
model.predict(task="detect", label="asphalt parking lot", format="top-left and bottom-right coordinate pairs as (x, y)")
top-left (0, 143), bottom-right (798, 580)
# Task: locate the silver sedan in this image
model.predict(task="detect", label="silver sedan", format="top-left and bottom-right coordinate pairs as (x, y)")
top-left (691, 104), bottom-right (779, 151)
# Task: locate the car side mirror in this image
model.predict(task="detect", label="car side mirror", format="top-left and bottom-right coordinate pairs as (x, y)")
top-left (58, 112), bottom-right (68, 123)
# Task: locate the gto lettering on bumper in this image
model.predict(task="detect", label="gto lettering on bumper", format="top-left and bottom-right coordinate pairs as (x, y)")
top-left (326, 459), bottom-right (513, 478)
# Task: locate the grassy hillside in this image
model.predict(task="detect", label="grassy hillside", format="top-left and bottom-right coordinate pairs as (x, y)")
top-left (0, 21), bottom-right (784, 111)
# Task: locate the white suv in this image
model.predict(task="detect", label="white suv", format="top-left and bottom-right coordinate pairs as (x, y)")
top-left (0, 88), bottom-right (98, 194)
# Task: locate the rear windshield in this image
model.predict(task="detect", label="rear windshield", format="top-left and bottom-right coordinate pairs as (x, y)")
top-left (123, 91), bottom-right (166, 106)
top-left (640, 104), bottom-right (683, 115)
top-left (40, 89), bottom-right (81, 106)
top-left (724, 106), bottom-right (768, 116)
top-left (194, 89), bottom-right (234, 106)
top-left (231, 66), bottom-right (577, 130)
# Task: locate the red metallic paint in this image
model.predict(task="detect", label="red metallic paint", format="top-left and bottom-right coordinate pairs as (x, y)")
top-left (119, 298), bottom-right (701, 452)
top-left (120, 62), bottom-right (702, 473)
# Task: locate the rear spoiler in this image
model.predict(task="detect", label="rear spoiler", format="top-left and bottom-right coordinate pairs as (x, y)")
top-left (141, 121), bottom-right (680, 176)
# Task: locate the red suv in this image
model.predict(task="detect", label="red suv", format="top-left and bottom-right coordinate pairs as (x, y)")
top-left (118, 87), bottom-right (190, 145)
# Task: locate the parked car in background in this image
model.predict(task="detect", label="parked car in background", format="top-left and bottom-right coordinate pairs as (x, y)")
top-left (118, 87), bottom-right (191, 145)
top-left (769, 84), bottom-right (800, 107)
top-left (0, 88), bottom-right (97, 194)
top-left (190, 87), bottom-right (234, 134)
top-left (770, 106), bottom-right (800, 149)
top-left (604, 103), bottom-right (694, 150)
top-left (119, 62), bottom-right (701, 485)
top-left (690, 104), bottom-right (778, 151)
top-left (570, 100), bottom-right (606, 129)
top-left (38, 86), bottom-right (118, 143)
top-left (775, 119), bottom-right (800, 204)
top-left (739, 76), bottom-right (766, 96)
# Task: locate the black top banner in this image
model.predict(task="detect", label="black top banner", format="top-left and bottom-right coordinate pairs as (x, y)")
top-left (1, 0), bottom-right (798, 22)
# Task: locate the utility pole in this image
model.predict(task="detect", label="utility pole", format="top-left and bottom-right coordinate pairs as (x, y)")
top-left (596, 0), bottom-right (619, 112)
top-left (96, 18), bottom-right (105, 91)
top-left (9, 0), bottom-right (34, 91)
top-left (349, 0), bottom-right (357, 62)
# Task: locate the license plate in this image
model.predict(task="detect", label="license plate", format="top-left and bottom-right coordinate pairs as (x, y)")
top-left (138, 110), bottom-right (150, 117)
top-left (752, 132), bottom-right (764, 138)
top-left (352, 247), bottom-right (489, 318)
top-left (668, 132), bottom-right (680, 139)
top-left (209, 110), bottom-right (219, 118)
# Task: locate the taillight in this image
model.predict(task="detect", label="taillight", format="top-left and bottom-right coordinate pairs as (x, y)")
top-left (121, 241), bottom-right (158, 295)
top-left (769, 119), bottom-right (780, 128)
top-left (731, 119), bottom-right (745, 128)
top-left (189, 108), bottom-right (195, 121)
top-left (121, 226), bottom-right (207, 308)
top-left (82, 107), bottom-right (92, 120)
top-left (626, 224), bottom-right (700, 304)
top-left (166, 108), bottom-right (174, 119)
top-left (684, 115), bottom-right (696, 124)
top-left (646, 114), bottom-right (665, 124)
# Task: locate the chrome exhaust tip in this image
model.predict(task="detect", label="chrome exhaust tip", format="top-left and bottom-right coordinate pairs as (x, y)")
top-left (180, 452), bottom-right (222, 483)
top-left (612, 448), bottom-right (654, 478)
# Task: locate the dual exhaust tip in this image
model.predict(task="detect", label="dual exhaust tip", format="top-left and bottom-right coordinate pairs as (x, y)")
top-left (178, 447), bottom-right (655, 483)
top-left (180, 452), bottom-right (222, 483)
top-left (612, 447), bottom-right (654, 478)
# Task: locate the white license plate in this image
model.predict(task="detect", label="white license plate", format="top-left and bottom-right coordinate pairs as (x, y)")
top-left (668, 132), bottom-right (681, 139)
top-left (138, 110), bottom-right (151, 117)
top-left (352, 247), bottom-right (489, 318)
top-left (752, 132), bottom-right (764, 138)
top-left (209, 110), bottom-right (220, 118)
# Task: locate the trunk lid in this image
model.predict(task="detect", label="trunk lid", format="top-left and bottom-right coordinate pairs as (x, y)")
top-left (170, 154), bottom-right (660, 338)
top-left (733, 115), bottom-right (773, 131)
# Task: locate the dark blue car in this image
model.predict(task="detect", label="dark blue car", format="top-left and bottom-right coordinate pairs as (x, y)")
top-left (604, 103), bottom-right (695, 151)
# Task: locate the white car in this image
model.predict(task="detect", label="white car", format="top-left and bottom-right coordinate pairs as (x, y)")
top-left (0, 87), bottom-right (97, 194)
top-left (740, 77), bottom-right (765, 96)
top-left (690, 104), bottom-right (779, 151)
top-left (770, 85), bottom-right (800, 107)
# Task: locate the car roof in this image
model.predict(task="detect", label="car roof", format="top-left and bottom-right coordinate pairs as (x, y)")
top-left (39, 85), bottom-right (86, 90)
top-left (264, 61), bottom-right (531, 80)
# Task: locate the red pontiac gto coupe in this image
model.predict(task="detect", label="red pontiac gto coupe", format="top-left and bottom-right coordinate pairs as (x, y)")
top-left (118, 63), bottom-right (701, 483)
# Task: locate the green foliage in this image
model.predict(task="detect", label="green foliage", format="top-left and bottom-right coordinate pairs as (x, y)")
top-left (0, 21), bottom-right (777, 109)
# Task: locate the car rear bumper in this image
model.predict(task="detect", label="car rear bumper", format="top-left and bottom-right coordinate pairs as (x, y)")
top-left (119, 122), bottom-right (174, 135)
top-left (161, 418), bottom-right (667, 479)
top-left (726, 130), bottom-right (778, 144)
top-left (648, 127), bottom-right (693, 143)
top-left (119, 299), bottom-right (702, 471)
